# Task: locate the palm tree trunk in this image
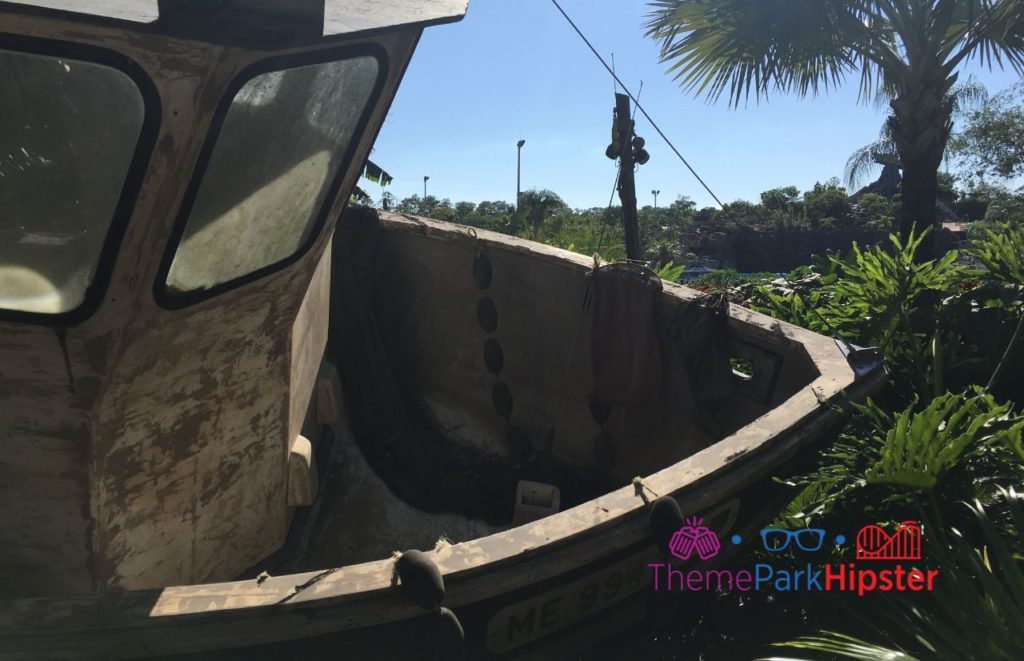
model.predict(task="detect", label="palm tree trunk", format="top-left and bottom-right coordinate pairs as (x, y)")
top-left (900, 152), bottom-right (941, 258)
top-left (888, 76), bottom-right (955, 262)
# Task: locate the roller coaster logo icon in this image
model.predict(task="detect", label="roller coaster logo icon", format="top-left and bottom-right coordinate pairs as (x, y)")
top-left (668, 516), bottom-right (721, 561)
top-left (855, 520), bottom-right (923, 561)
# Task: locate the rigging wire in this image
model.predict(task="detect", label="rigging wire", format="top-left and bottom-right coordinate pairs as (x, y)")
top-left (549, 0), bottom-right (725, 209)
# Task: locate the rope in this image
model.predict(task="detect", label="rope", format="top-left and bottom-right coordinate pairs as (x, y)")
top-left (550, 0), bottom-right (725, 208)
top-left (632, 476), bottom-right (660, 503)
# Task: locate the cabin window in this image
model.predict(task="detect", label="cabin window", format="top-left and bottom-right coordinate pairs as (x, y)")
top-left (164, 55), bottom-right (380, 295)
top-left (0, 49), bottom-right (145, 315)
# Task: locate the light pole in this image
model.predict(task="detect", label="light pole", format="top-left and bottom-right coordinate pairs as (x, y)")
top-left (516, 139), bottom-right (526, 210)
top-left (423, 175), bottom-right (429, 199)
top-left (652, 189), bottom-right (661, 209)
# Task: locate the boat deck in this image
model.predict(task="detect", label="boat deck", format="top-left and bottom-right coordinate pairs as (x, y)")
top-left (289, 421), bottom-right (505, 572)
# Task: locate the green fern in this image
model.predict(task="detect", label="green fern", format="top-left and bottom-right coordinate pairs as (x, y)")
top-left (969, 223), bottom-right (1024, 287)
top-left (653, 261), bottom-right (685, 283)
top-left (864, 392), bottom-right (1014, 489)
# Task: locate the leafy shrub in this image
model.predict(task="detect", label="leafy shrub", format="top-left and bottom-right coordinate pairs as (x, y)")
top-left (751, 229), bottom-right (969, 403)
top-left (654, 261), bottom-right (685, 282)
top-left (771, 491), bottom-right (1024, 661)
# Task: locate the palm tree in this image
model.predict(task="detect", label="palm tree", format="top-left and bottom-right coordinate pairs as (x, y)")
top-left (645, 1), bottom-right (1024, 259)
top-left (846, 79), bottom-right (987, 189)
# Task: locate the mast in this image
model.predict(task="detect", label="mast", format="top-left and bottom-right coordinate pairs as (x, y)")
top-left (614, 93), bottom-right (642, 261)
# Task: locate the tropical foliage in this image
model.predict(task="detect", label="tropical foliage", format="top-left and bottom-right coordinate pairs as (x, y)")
top-left (767, 491), bottom-right (1024, 661)
top-left (740, 222), bottom-right (1024, 660)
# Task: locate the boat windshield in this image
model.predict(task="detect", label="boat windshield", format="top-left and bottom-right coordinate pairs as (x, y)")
top-left (0, 48), bottom-right (145, 315)
top-left (164, 54), bottom-right (381, 297)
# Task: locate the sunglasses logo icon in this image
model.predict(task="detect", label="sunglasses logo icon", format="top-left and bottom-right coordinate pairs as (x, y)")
top-left (760, 528), bottom-right (827, 552)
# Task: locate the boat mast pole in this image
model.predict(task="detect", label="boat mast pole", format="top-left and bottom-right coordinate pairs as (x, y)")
top-left (614, 93), bottom-right (642, 261)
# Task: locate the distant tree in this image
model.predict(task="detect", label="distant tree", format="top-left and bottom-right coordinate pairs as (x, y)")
top-left (692, 206), bottom-right (718, 228)
top-left (475, 200), bottom-right (515, 218)
top-left (937, 171), bottom-right (959, 205)
top-left (395, 194), bottom-right (422, 214)
top-left (852, 192), bottom-right (897, 228)
top-left (668, 195), bottom-right (697, 215)
top-left (804, 181), bottom-right (851, 228)
top-left (640, 195), bottom-right (695, 248)
top-left (978, 184), bottom-right (1024, 224)
top-left (454, 201), bottom-right (476, 223)
top-left (395, 194), bottom-right (446, 217)
top-left (951, 82), bottom-right (1024, 183)
top-left (760, 186), bottom-right (803, 228)
top-left (430, 198), bottom-right (456, 222)
top-left (461, 200), bottom-right (515, 232)
top-left (956, 188), bottom-right (992, 221)
top-left (518, 189), bottom-right (568, 237)
top-left (760, 186), bottom-right (800, 212)
top-left (719, 200), bottom-right (762, 226)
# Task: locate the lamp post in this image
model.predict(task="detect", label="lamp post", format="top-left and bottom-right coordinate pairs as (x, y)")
top-left (652, 189), bottom-right (660, 209)
top-left (516, 139), bottom-right (526, 210)
top-left (423, 175), bottom-right (429, 199)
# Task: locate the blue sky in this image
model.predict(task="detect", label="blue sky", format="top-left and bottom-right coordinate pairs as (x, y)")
top-left (368, 0), bottom-right (1022, 210)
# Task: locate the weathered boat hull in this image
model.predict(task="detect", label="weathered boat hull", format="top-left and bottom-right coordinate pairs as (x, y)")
top-left (0, 211), bottom-right (885, 659)
top-left (0, 5), bottom-right (885, 655)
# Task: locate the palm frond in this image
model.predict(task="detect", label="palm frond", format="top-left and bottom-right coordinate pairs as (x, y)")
top-left (644, 0), bottom-right (877, 106)
top-left (949, 76), bottom-right (989, 115)
top-left (765, 631), bottom-right (918, 660)
top-left (845, 138), bottom-right (899, 188)
top-left (946, 0), bottom-right (1024, 73)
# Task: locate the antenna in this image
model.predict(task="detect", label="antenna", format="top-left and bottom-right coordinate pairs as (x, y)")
top-left (611, 53), bottom-right (619, 94)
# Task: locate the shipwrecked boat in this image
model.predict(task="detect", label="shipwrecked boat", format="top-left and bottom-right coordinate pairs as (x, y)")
top-left (0, 1), bottom-right (885, 658)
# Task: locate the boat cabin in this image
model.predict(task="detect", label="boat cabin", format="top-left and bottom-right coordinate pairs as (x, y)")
top-left (0, 0), bottom-right (467, 597)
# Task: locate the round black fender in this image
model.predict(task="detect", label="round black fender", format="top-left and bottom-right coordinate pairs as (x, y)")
top-left (396, 549), bottom-right (445, 611)
top-left (648, 495), bottom-right (684, 551)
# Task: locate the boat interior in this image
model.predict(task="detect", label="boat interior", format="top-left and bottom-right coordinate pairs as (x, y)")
top-left (279, 207), bottom-right (823, 573)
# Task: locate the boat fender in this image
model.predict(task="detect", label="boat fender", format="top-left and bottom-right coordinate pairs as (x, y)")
top-left (649, 495), bottom-right (684, 550)
top-left (396, 549), bottom-right (445, 611)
